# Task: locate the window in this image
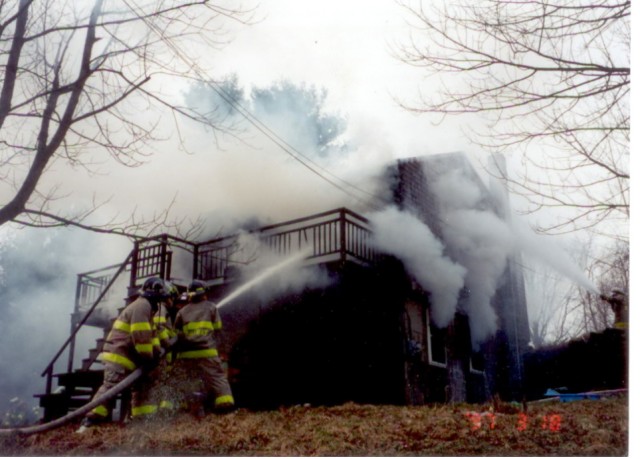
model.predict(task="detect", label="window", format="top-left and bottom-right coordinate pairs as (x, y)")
top-left (470, 350), bottom-right (485, 374)
top-left (404, 300), bottom-right (425, 359)
top-left (427, 309), bottom-right (447, 367)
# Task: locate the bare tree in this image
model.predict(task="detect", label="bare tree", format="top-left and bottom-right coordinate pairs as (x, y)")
top-left (397, 0), bottom-right (630, 237)
top-left (574, 237), bottom-right (628, 333)
top-left (526, 234), bottom-right (629, 346)
top-left (524, 258), bottom-right (577, 347)
top-left (0, 0), bottom-right (250, 239)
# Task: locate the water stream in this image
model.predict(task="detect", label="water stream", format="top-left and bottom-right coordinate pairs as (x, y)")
top-left (216, 248), bottom-right (313, 308)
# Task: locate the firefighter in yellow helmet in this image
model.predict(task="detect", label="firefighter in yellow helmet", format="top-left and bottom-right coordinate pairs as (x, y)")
top-left (77, 277), bottom-right (169, 432)
top-left (173, 280), bottom-right (235, 414)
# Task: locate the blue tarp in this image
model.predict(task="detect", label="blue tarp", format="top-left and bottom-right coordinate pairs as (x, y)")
top-left (544, 388), bottom-right (602, 402)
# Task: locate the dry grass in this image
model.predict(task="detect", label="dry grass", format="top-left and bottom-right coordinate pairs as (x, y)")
top-left (0, 396), bottom-right (627, 456)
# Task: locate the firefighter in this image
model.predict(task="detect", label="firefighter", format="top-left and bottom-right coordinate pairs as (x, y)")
top-left (173, 280), bottom-right (235, 414)
top-left (601, 289), bottom-right (628, 330)
top-left (151, 282), bottom-right (180, 416)
top-left (77, 277), bottom-right (170, 432)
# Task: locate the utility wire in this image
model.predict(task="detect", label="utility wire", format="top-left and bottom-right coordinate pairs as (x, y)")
top-left (202, 80), bottom-right (388, 210)
top-left (122, 0), bottom-right (387, 211)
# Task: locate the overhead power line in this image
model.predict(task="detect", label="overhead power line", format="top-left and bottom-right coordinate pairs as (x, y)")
top-left (122, 0), bottom-right (387, 211)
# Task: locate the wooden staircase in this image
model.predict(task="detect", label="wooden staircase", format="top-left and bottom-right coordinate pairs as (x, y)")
top-left (35, 370), bottom-right (105, 422)
top-left (36, 311), bottom-right (127, 421)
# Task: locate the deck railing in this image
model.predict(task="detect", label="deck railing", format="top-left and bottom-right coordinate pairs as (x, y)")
top-left (195, 208), bottom-right (377, 281)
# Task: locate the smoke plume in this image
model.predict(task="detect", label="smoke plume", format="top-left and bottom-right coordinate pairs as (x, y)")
top-left (368, 207), bottom-right (466, 328)
top-left (428, 168), bottom-right (513, 343)
top-left (0, 227), bottom-right (129, 414)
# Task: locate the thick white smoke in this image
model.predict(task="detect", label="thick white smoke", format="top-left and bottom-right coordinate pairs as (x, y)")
top-left (442, 209), bottom-right (515, 343)
top-left (368, 207), bottom-right (466, 328)
top-left (0, 227), bottom-right (129, 414)
top-left (430, 168), bottom-right (514, 343)
top-left (173, 79), bottom-right (392, 234)
top-left (427, 163), bottom-right (598, 344)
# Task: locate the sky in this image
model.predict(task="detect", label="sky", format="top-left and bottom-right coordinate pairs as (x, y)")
top-left (0, 0), bottom-right (632, 418)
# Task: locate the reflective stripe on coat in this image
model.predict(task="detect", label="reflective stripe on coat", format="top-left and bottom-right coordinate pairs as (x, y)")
top-left (174, 299), bottom-right (222, 358)
top-left (99, 296), bottom-right (158, 370)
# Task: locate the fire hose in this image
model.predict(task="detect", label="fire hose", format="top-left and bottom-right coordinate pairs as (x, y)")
top-left (0, 337), bottom-right (176, 436)
top-left (0, 366), bottom-right (144, 436)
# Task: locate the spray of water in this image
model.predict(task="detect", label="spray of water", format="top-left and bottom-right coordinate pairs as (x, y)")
top-left (216, 248), bottom-right (313, 308)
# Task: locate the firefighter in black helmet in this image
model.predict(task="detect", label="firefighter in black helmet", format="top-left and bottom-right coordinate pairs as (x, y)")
top-left (77, 277), bottom-right (170, 432)
top-left (173, 280), bottom-right (235, 414)
top-left (188, 280), bottom-right (207, 300)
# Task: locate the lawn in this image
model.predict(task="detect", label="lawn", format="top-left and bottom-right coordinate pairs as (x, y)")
top-left (0, 396), bottom-right (627, 456)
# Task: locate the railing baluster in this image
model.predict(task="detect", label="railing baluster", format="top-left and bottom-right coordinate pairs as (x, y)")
top-left (339, 210), bottom-right (346, 262)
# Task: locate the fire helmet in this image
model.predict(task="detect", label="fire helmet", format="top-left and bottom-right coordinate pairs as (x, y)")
top-left (141, 277), bottom-right (170, 300)
top-left (165, 281), bottom-right (179, 300)
top-left (188, 280), bottom-right (207, 298)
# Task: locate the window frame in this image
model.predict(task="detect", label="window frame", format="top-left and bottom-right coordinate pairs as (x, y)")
top-left (426, 309), bottom-right (447, 368)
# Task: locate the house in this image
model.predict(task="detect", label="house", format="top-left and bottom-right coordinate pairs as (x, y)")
top-left (36, 152), bottom-right (530, 420)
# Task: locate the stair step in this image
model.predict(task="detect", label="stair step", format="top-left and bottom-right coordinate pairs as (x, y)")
top-left (34, 392), bottom-right (92, 409)
top-left (81, 347), bottom-right (104, 370)
top-left (36, 389), bottom-right (97, 402)
top-left (88, 348), bottom-right (101, 359)
top-left (35, 388), bottom-right (112, 421)
top-left (55, 370), bottom-right (104, 388)
top-left (82, 358), bottom-right (102, 371)
top-left (67, 388), bottom-right (96, 396)
top-left (35, 392), bottom-right (68, 404)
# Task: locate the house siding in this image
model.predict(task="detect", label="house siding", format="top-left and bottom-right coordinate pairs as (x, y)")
top-left (217, 259), bottom-right (410, 408)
